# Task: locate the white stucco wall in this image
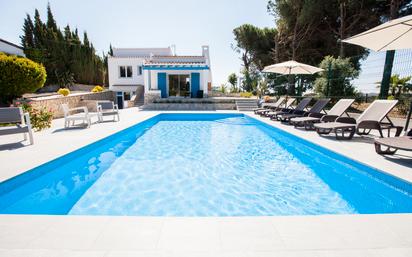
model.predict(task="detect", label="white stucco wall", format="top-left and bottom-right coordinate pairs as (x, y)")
top-left (0, 41), bottom-right (25, 56)
top-left (108, 46), bottom-right (212, 97)
top-left (108, 57), bottom-right (145, 92)
top-left (145, 69), bottom-right (209, 96)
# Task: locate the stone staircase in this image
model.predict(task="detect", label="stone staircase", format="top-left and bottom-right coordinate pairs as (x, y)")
top-left (235, 99), bottom-right (258, 112)
top-left (133, 86), bottom-right (145, 107)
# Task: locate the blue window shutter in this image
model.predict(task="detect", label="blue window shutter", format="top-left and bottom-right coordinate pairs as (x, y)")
top-left (158, 73), bottom-right (167, 98)
top-left (191, 73), bottom-right (200, 98)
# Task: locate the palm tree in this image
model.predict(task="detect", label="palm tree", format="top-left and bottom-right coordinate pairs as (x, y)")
top-left (389, 74), bottom-right (411, 98)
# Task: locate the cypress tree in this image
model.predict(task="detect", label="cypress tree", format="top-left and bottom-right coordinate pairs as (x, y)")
top-left (33, 9), bottom-right (45, 49)
top-left (21, 3), bottom-right (106, 86)
top-left (46, 3), bottom-right (58, 32)
top-left (21, 14), bottom-right (34, 49)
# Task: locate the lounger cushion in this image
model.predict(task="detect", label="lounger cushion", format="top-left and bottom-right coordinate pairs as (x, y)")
top-left (375, 136), bottom-right (412, 151)
top-left (314, 122), bottom-right (356, 129)
top-left (291, 117), bottom-right (321, 123)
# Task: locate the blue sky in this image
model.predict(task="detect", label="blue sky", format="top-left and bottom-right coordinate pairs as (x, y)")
top-left (2, 0), bottom-right (410, 93)
top-left (0, 0), bottom-right (274, 86)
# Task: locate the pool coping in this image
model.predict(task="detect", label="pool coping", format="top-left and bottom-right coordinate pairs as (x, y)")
top-left (1, 109), bottom-right (412, 256)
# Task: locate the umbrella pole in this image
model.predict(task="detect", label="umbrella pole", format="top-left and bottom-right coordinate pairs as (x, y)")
top-left (405, 99), bottom-right (412, 134)
top-left (288, 68), bottom-right (292, 95)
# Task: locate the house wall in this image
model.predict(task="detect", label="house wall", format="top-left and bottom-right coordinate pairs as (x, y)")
top-left (112, 47), bottom-right (171, 57)
top-left (0, 41), bottom-right (25, 56)
top-left (145, 69), bottom-right (210, 97)
top-left (108, 57), bottom-right (145, 92)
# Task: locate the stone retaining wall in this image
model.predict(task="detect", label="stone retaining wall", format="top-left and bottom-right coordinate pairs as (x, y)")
top-left (28, 91), bottom-right (115, 118)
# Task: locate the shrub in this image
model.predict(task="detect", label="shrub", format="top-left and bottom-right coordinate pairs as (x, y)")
top-left (387, 95), bottom-right (395, 100)
top-left (91, 85), bottom-right (104, 93)
top-left (263, 95), bottom-right (271, 102)
top-left (314, 56), bottom-right (359, 97)
top-left (0, 52), bottom-right (47, 104)
top-left (57, 88), bottom-right (70, 96)
top-left (14, 101), bottom-right (53, 131)
top-left (240, 92), bottom-right (253, 98)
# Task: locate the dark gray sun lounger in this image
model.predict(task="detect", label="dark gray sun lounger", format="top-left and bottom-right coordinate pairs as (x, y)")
top-left (374, 130), bottom-right (412, 155)
top-left (0, 107), bottom-right (34, 145)
top-left (269, 97), bottom-right (312, 121)
top-left (278, 98), bottom-right (330, 123)
top-left (314, 100), bottom-right (403, 140)
top-left (290, 99), bottom-right (355, 130)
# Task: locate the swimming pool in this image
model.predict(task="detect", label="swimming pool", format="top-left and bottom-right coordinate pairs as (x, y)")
top-left (0, 113), bottom-right (411, 216)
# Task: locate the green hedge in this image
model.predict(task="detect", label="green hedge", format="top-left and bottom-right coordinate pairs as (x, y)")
top-left (0, 52), bottom-right (47, 103)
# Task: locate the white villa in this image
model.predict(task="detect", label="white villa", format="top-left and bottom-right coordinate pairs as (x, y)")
top-left (0, 38), bottom-right (25, 56)
top-left (108, 45), bottom-right (212, 108)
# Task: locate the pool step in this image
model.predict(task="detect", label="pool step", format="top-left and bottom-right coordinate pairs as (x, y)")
top-left (236, 99), bottom-right (258, 112)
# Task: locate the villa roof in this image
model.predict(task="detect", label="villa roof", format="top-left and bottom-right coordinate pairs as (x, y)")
top-left (145, 55), bottom-right (206, 65)
top-left (0, 38), bottom-right (23, 50)
top-left (143, 62), bottom-right (208, 66)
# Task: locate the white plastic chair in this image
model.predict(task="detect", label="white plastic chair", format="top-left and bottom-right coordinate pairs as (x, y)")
top-left (61, 104), bottom-right (94, 128)
top-left (96, 101), bottom-right (120, 122)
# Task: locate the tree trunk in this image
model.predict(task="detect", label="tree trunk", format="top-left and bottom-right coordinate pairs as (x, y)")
top-left (274, 34), bottom-right (279, 63)
top-left (379, 0), bottom-right (400, 99)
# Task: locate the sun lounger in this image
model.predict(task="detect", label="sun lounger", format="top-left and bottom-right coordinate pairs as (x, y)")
top-left (97, 101), bottom-right (120, 122)
top-left (314, 100), bottom-right (403, 140)
top-left (374, 130), bottom-right (412, 154)
top-left (0, 107), bottom-right (34, 145)
top-left (254, 101), bottom-right (278, 114)
top-left (269, 97), bottom-right (312, 121)
top-left (290, 99), bottom-right (354, 130)
top-left (278, 98), bottom-right (330, 123)
top-left (264, 98), bottom-right (297, 118)
top-left (255, 97), bottom-right (286, 115)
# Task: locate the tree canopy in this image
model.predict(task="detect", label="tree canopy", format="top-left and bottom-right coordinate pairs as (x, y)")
top-left (232, 0), bottom-right (412, 96)
top-left (20, 3), bottom-right (107, 87)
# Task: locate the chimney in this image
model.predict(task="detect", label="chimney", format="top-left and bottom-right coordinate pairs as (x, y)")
top-left (202, 45), bottom-right (210, 66)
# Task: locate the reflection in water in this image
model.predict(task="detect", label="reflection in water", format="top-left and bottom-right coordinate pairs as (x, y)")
top-left (1, 115), bottom-right (412, 216)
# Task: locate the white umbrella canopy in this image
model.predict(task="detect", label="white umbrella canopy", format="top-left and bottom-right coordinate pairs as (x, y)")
top-left (263, 60), bottom-right (324, 75)
top-left (342, 14), bottom-right (412, 51)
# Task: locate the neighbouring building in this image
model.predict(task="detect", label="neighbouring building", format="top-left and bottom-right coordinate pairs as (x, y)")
top-left (0, 38), bottom-right (25, 56)
top-left (108, 45), bottom-right (212, 108)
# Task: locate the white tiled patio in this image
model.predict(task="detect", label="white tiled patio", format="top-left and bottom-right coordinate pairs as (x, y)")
top-left (0, 108), bottom-right (412, 257)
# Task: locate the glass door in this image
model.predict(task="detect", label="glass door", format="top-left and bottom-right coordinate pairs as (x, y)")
top-left (168, 75), bottom-right (190, 97)
top-left (169, 75), bottom-right (179, 97)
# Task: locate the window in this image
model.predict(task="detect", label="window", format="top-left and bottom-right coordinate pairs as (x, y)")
top-left (137, 65), bottom-right (142, 75)
top-left (119, 66), bottom-right (132, 78)
top-left (119, 66), bottom-right (126, 78)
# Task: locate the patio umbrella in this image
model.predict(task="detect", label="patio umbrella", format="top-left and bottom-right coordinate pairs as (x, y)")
top-left (263, 60), bottom-right (324, 75)
top-left (342, 14), bottom-right (412, 51)
top-left (342, 14), bottom-right (412, 132)
top-left (263, 60), bottom-right (324, 93)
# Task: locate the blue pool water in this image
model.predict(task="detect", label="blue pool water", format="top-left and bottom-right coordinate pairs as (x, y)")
top-left (0, 113), bottom-right (412, 216)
